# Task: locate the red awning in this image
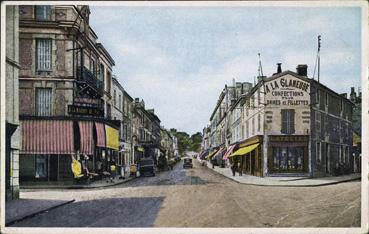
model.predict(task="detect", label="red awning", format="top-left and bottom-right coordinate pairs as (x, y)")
top-left (79, 121), bottom-right (94, 155)
top-left (223, 145), bottom-right (236, 160)
top-left (21, 120), bottom-right (74, 154)
top-left (95, 122), bottom-right (106, 147)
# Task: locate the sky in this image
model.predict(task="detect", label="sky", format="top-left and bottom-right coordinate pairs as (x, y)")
top-left (89, 5), bottom-right (362, 135)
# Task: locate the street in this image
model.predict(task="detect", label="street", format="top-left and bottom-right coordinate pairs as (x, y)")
top-left (12, 159), bottom-right (360, 227)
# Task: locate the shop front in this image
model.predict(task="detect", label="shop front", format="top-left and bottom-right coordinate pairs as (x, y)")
top-left (19, 118), bottom-right (120, 183)
top-left (267, 135), bottom-right (309, 174)
top-left (229, 136), bottom-right (263, 177)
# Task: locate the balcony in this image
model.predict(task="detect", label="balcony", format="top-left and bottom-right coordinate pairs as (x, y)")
top-left (77, 66), bottom-right (104, 97)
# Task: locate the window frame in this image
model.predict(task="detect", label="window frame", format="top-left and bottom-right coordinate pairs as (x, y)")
top-left (36, 38), bottom-right (52, 72)
top-left (281, 109), bottom-right (295, 134)
top-left (35, 5), bottom-right (52, 21)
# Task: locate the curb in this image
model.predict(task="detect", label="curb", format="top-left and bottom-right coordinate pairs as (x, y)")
top-left (6, 199), bottom-right (75, 226)
top-left (20, 176), bottom-right (138, 190)
top-left (203, 162), bottom-right (361, 187)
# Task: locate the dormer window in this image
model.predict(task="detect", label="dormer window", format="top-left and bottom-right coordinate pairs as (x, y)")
top-left (35, 6), bottom-right (51, 21)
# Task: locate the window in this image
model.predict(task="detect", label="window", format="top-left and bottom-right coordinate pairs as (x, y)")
top-left (35, 155), bottom-right (48, 179)
top-left (257, 114), bottom-right (261, 132)
top-left (281, 109), bottom-right (295, 134)
top-left (316, 142), bottom-right (321, 164)
top-left (325, 93), bottom-right (329, 106)
top-left (119, 95), bottom-right (122, 111)
top-left (35, 6), bottom-right (51, 20)
top-left (36, 88), bottom-right (52, 116)
top-left (113, 90), bottom-right (116, 106)
top-left (91, 59), bottom-right (96, 76)
top-left (36, 39), bottom-right (52, 71)
top-left (99, 64), bottom-right (105, 81)
top-left (252, 117), bottom-right (255, 136)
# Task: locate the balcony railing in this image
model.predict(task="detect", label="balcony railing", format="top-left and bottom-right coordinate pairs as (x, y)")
top-left (77, 66), bottom-right (104, 96)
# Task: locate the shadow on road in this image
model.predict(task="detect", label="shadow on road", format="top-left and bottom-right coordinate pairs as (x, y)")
top-left (11, 197), bottom-right (165, 227)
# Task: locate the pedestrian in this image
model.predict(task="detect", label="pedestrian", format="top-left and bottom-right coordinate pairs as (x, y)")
top-left (212, 158), bottom-right (215, 169)
top-left (238, 160), bottom-right (242, 176)
top-left (231, 161), bottom-right (236, 176)
top-left (110, 163), bottom-right (116, 183)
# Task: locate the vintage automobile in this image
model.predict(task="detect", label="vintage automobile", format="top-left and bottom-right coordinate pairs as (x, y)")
top-left (139, 158), bottom-right (156, 176)
top-left (183, 157), bottom-right (193, 169)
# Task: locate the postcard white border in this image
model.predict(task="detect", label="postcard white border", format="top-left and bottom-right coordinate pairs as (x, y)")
top-left (0, 1), bottom-right (368, 234)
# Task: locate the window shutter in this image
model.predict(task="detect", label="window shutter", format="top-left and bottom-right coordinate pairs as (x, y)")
top-left (36, 6), bottom-right (44, 20)
top-left (281, 110), bottom-right (287, 134)
top-left (290, 110), bottom-right (295, 134)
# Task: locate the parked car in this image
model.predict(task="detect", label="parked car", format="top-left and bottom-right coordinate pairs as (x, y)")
top-left (139, 158), bottom-right (155, 176)
top-left (183, 157), bottom-right (193, 169)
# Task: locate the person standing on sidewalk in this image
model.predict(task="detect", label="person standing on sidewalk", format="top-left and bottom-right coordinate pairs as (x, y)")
top-left (230, 161), bottom-right (236, 176)
top-left (238, 159), bottom-right (242, 176)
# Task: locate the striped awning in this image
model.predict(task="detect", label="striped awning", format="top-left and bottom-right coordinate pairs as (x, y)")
top-left (95, 122), bottom-right (106, 147)
top-left (21, 120), bottom-right (74, 154)
top-left (79, 121), bottom-right (94, 155)
top-left (223, 145), bottom-right (236, 160)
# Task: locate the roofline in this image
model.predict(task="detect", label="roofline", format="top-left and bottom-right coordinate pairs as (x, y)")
top-left (96, 43), bottom-right (115, 66)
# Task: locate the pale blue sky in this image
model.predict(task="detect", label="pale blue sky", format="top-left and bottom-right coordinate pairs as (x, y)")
top-left (90, 6), bottom-right (361, 135)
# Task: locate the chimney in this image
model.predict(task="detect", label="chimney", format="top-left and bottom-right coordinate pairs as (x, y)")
top-left (296, 64), bottom-right (308, 77)
top-left (350, 87), bottom-right (356, 102)
top-left (277, 63), bottom-right (282, 74)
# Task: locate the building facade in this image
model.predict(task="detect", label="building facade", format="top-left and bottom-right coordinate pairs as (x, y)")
top-left (18, 5), bottom-right (120, 183)
top-left (6, 5), bottom-right (20, 200)
top-left (202, 64), bottom-right (354, 178)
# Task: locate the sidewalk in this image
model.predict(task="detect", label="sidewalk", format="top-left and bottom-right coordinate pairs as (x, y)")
top-left (6, 198), bottom-right (75, 226)
top-left (20, 176), bottom-right (137, 190)
top-left (203, 160), bottom-right (361, 187)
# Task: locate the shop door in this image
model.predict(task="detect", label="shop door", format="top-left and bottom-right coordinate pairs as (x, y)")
top-left (49, 155), bottom-right (58, 181)
top-left (251, 152), bottom-right (255, 175)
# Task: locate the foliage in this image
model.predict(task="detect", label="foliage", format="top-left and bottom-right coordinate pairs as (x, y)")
top-left (170, 129), bottom-right (202, 155)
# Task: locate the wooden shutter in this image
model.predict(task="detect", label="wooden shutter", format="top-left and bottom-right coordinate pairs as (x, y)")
top-left (281, 110), bottom-right (287, 134)
top-left (290, 109), bottom-right (295, 134)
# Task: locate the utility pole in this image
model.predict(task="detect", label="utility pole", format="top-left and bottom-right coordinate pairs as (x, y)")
top-left (318, 35), bottom-right (321, 83)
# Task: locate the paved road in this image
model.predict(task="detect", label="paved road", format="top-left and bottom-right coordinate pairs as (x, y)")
top-left (13, 159), bottom-right (360, 227)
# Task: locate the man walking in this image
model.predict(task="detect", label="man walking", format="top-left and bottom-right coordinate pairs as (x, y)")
top-left (231, 161), bottom-right (236, 176)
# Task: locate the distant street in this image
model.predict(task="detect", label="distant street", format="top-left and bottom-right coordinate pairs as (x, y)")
top-left (13, 159), bottom-right (360, 227)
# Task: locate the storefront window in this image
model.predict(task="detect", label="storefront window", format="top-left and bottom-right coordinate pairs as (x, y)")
top-left (272, 147), bottom-right (304, 172)
top-left (35, 155), bottom-right (47, 179)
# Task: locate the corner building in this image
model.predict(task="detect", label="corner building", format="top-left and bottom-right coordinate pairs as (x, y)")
top-left (18, 5), bottom-right (120, 183)
top-left (230, 64), bottom-right (353, 177)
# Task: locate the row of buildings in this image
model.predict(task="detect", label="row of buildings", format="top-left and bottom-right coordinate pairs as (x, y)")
top-left (201, 63), bottom-right (361, 178)
top-left (5, 5), bottom-right (178, 200)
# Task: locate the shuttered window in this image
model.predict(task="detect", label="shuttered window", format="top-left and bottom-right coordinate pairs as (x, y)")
top-left (281, 109), bottom-right (295, 134)
top-left (36, 88), bottom-right (52, 116)
top-left (36, 39), bottom-right (52, 71)
top-left (35, 6), bottom-right (51, 20)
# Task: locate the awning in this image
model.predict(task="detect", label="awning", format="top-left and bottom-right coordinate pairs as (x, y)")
top-left (214, 147), bottom-right (226, 161)
top-left (105, 124), bottom-right (119, 150)
top-left (223, 145), bottom-right (236, 160)
top-left (212, 147), bottom-right (224, 159)
top-left (79, 121), bottom-right (94, 155)
top-left (206, 148), bottom-right (220, 159)
top-left (229, 143), bottom-right (259, 158)
top-left (95, 122), bottom-right (106, 147)
top-left (21, 120), bottom-right (74, 154)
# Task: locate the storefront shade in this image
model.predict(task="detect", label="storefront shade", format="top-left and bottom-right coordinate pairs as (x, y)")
top-left (223, 145), bottom-right (236, 160)
top-left (95, 122), bottom-right (106, 147)
top-left (21, 120), bottom-right (74, 154)
top-left (79, 121), bottom-right (94, 155)
top-left (229, 143), bottom-right (259, 158)
top-left (212, 147), bottom-right (224, 160)
top-left (105, 125), bottom-right (119, 150)
top-left (206, 149), bottom-right (218, 159)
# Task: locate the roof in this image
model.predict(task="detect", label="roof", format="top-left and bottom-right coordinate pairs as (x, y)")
top-left (96, 43), bottom-right (115, 66)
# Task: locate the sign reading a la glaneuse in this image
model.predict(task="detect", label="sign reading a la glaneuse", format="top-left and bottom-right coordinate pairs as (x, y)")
top-left (264, 75), bottom-right (310, 106)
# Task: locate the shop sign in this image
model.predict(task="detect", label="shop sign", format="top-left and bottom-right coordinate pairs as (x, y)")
top-left (270, 135), bottom-right (309, 142)
top-left (68, 105), bottom-right (104, 116)
top-left (265, 75), bottom-right (310, 106)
